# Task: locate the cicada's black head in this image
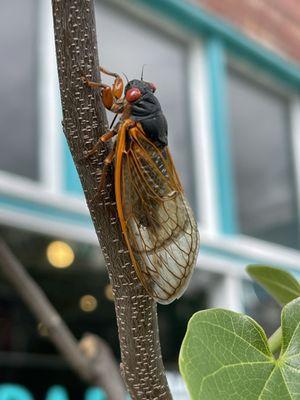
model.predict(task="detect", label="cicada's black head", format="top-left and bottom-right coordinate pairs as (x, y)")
top-left (124, 79), bottom-right (168, 147)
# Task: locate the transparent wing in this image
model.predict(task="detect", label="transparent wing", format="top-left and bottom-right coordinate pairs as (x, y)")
top-left (118, 127), bottom-right (199, 304)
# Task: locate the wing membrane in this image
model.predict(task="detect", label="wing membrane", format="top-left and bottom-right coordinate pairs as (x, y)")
top-left (117, 125), bottom-right (199, 304)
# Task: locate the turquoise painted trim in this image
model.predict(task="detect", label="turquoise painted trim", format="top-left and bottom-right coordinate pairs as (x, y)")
top-left (201, 245), bottom-right (300, 277)
top-left (206, 38), bottom-right (237, 234)
top-left (201, 244), bottom-right (253, 266)
top-left (0, 194), bottom-right (92, 228)
top-left (134, 0), bottom-right (300, 89)
top-left (201, 244), bottom-right (259, 269)
top-left (62, 136), bottom-right (83, 196)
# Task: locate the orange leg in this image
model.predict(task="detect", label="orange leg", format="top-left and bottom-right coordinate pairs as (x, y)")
top-left (77, 128), bottom-right (118, 164)
top-left (82, 77), bottom-right (114, 109)
top-left (86, 129), bottom-right (117, 157)
top-left (91, 147), bottom-right (116, 203)
top-left (84, 127), bottom-right (118, 159)
top-left (99, 66), bottom-right (119, 78)
top-left (82, 68), bottom-right (124, 110)
top-left (81, 77), bottom-right (107, 89)
top-left (99, 66), bottom-right (123, 98)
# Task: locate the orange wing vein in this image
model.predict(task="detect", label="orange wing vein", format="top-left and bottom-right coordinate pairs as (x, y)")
top-left (114, 119), bottom-right (200, 304)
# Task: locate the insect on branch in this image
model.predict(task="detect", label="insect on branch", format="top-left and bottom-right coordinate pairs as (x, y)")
top-left (52, 0), bottom-right (200, 397)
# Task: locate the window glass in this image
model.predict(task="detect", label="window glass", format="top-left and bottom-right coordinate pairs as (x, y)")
top-left (95, 1), bottom-right (196, 207)
top-left (228, 68), bottom-right (299, 248)
top-left (0, 0), bottom-right (38, 180)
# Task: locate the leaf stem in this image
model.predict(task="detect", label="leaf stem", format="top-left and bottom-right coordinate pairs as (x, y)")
top-left (268, 327), bottom-right (282, 355)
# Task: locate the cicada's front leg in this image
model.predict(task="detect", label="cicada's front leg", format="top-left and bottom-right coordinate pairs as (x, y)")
top-left (99, 66), bottom-right (124, 112)
top-left (82, 66), bottom-right (124, 112)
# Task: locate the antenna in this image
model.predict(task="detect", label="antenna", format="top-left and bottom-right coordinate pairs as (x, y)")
top-left (141, 64), bottom-right (147, 81)
top-left (110, 113), bottom-right (118, 129)
top-left (122, 72), bottom-right (129, 83)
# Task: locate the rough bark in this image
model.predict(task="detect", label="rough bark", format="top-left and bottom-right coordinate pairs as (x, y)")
top-left (0, 239), bottom-right (125, 400)
top-left (51, 1), bottom-right (172, 399)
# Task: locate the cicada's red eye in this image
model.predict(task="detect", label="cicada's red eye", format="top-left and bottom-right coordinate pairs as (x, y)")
top-left (126, 87), bottom-right (141, 102)
top-left (149, 83), bottom-right (156, 93)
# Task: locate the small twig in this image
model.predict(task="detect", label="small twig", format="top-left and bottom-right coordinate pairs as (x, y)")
top-left (0, 238), bottom-right (125, 400)
top-left (79, 334), bottom-right (125, 399)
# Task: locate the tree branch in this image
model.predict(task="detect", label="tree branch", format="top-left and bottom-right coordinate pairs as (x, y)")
top-left (51, 1), bottom-right (172, 398)
top-left (0, 239), bottom-right (125, 400)
top-left (79, 333), bottom-right (125, 399)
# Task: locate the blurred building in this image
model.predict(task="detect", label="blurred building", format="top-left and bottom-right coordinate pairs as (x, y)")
top-left (1, 0), bottom-right (300, 399)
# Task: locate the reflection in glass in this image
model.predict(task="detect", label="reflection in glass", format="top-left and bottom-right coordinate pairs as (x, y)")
top-left (228, 68), bottom-right (299, 248)
top-left (0, 0), bottom-right (38, 180)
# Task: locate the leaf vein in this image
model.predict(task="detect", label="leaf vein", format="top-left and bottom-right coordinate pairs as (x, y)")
top-left (198, 361), bottom-right (274, 398)
top-left (195, 320), bottom-right (271, 359)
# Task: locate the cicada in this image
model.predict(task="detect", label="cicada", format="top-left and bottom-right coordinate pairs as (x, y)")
top-left (84, 67), bottom-right (200, 304)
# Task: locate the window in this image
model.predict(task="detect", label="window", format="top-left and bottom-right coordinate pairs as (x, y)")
top-left (228, 67), bottom-right (299, 249)
top-left (0, 0), bottom-right (38, 180)
top-left (95, 1), bottom-right (196, 206)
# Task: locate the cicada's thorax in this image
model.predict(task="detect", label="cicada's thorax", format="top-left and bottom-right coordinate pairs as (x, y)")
top-left (124, 80), bottom-right (168, 149)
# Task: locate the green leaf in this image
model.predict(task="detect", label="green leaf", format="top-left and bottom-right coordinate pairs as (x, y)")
top-left (246, 265), bottom-right (300, 305)
top-left (179, 298), bottom-right (300, 400)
